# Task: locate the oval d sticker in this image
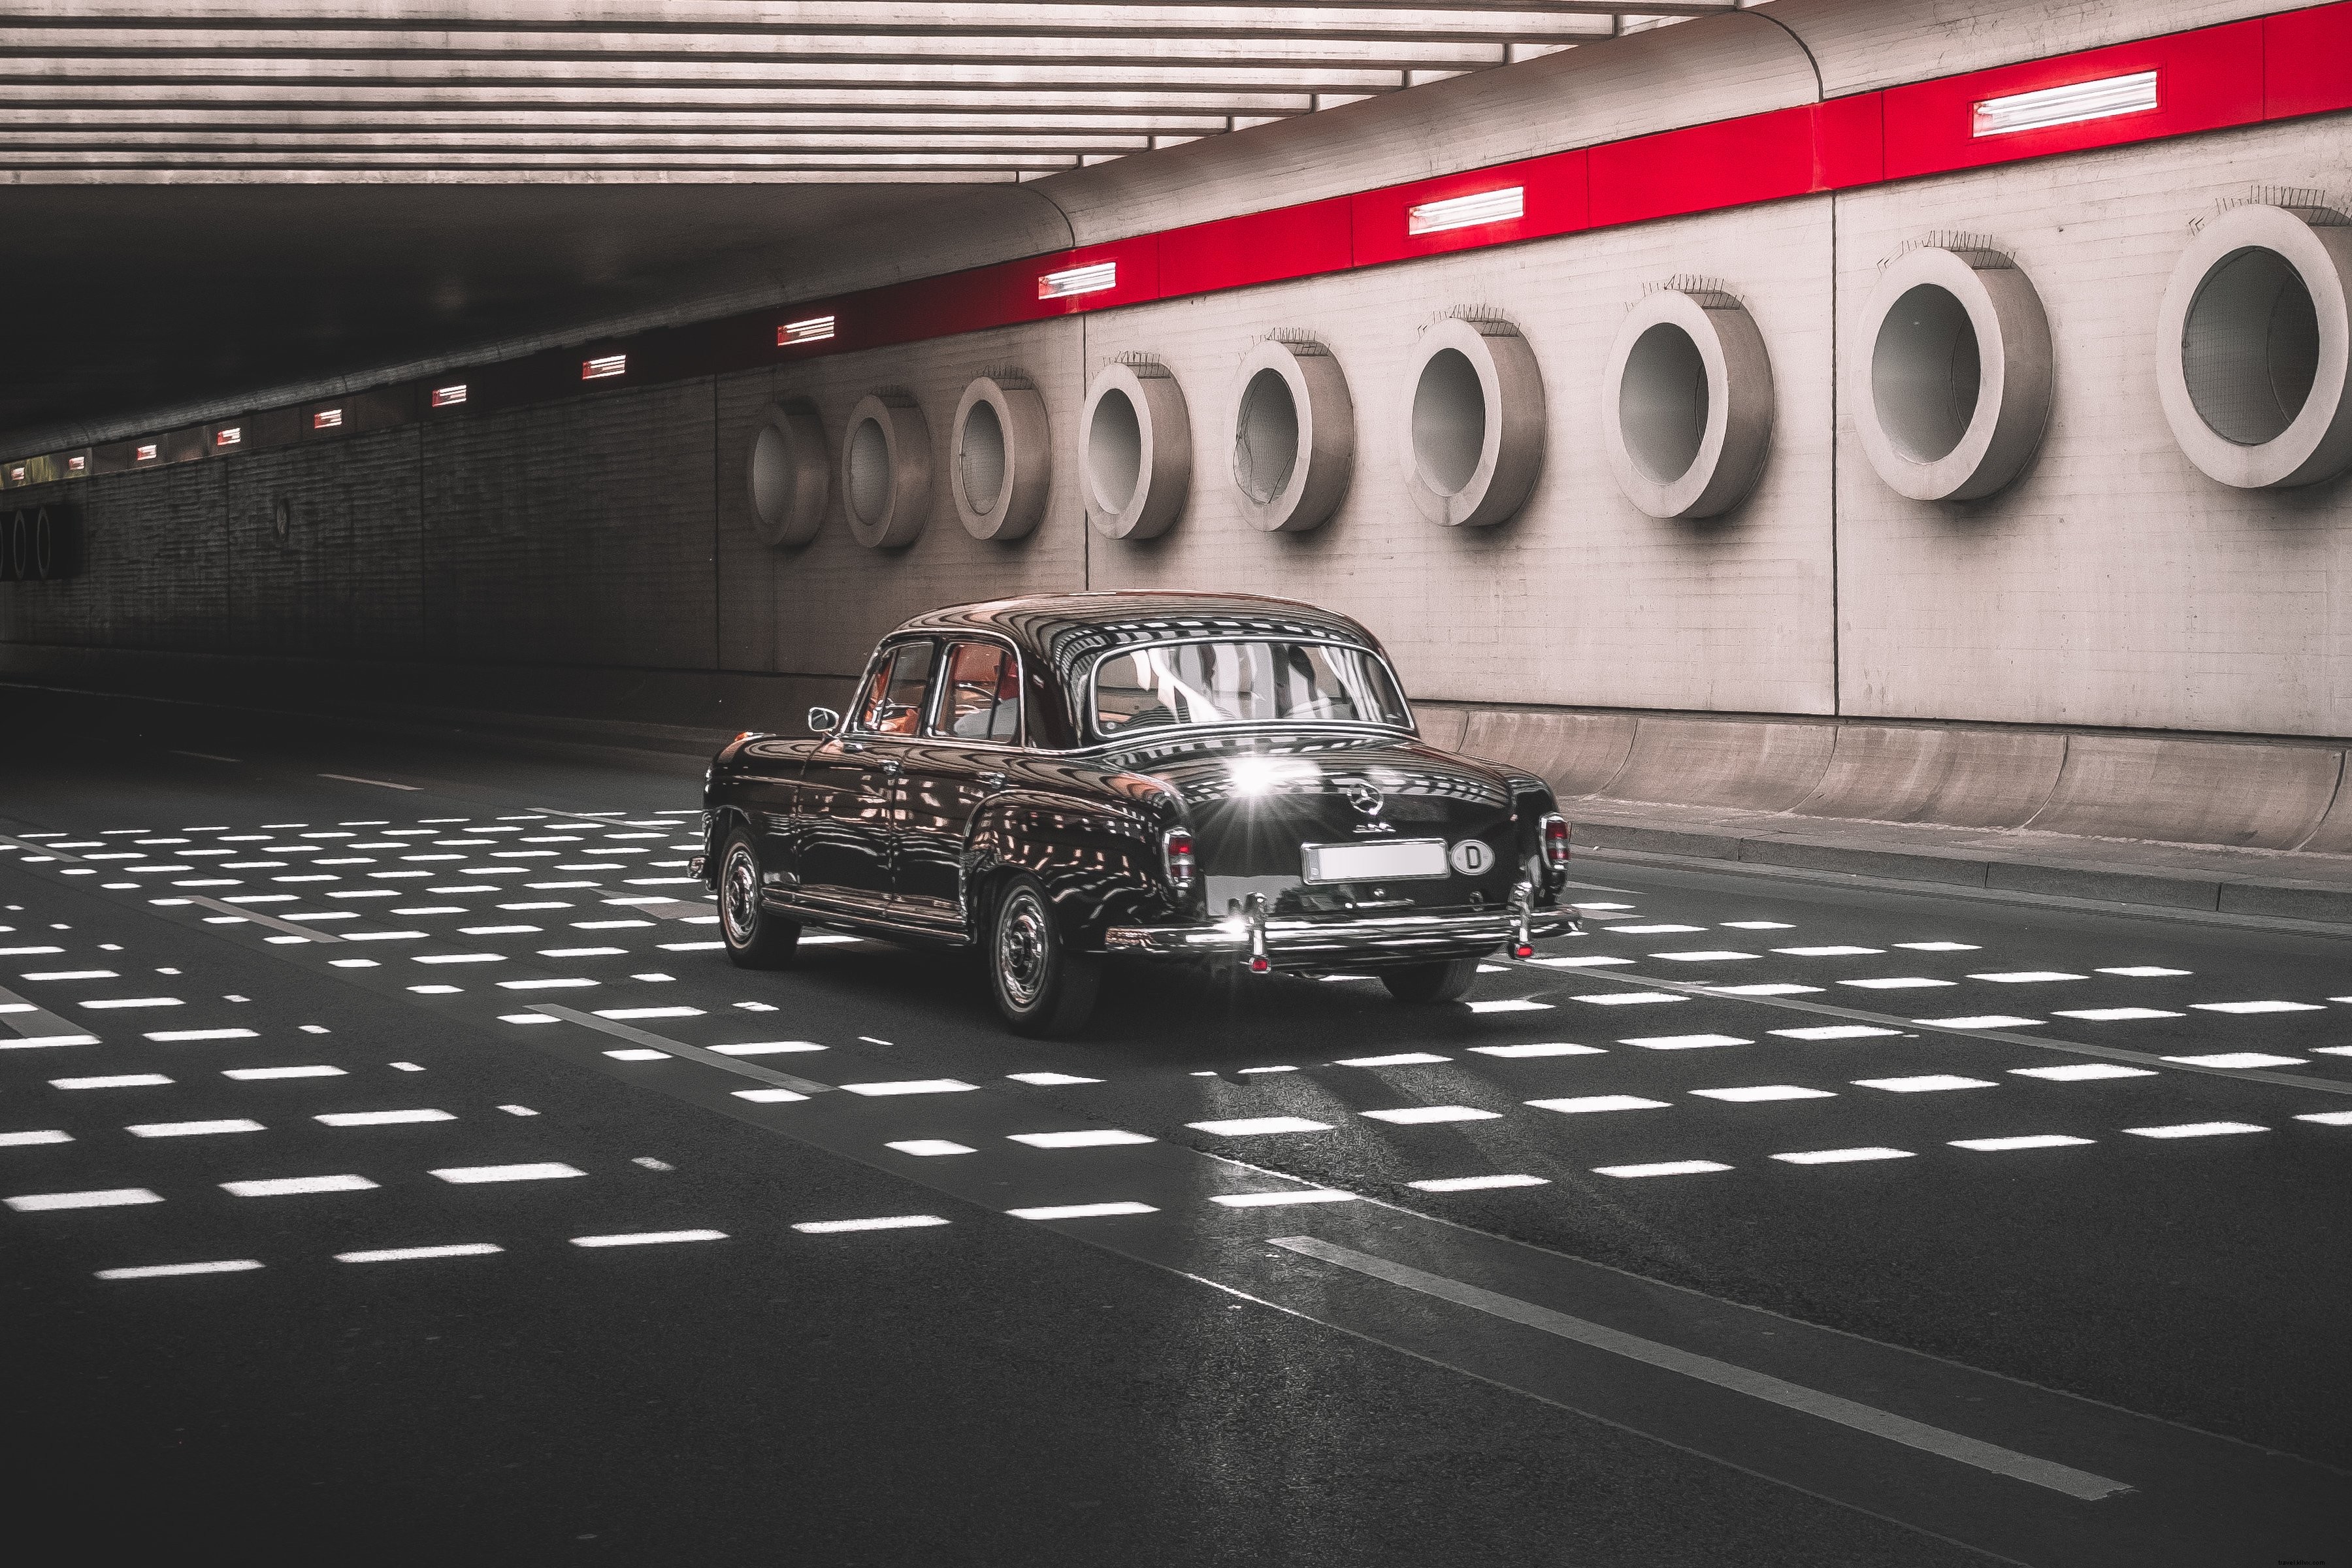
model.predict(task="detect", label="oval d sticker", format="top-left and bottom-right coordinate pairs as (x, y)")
top-left (1448, 840), bottom-right (1494, 875)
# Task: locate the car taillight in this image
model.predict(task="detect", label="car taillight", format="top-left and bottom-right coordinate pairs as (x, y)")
top-left (1541, 815), bottom-right (1571, 873)
top-left (1162, 827), bottom-right (1196, 891)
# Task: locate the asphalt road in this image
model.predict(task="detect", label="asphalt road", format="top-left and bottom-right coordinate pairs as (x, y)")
top-left (3, 687), bottom-right (2348, 1567)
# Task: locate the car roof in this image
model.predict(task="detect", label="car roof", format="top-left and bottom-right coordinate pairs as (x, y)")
top-left (892, 591), bottom-right (1382, 669)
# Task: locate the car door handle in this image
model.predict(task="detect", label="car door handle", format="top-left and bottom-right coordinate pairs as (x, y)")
top-left (978, 771), bottom-right (1007, 790)
top-left (881, 759), bottom-right (904, 777)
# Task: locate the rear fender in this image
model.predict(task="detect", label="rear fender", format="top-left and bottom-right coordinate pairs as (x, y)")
top-left (967, 792), bottom-right (1177, 949)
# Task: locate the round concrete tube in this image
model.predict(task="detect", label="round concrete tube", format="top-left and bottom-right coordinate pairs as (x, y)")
top-left (841, 393), bottom-right (933, 550)
top-left (1855, 246), bottom-right (2051, 502)
top-left (1230, 338), bottom-right (1355, 533)
top-left (1402, 318), bottom-right (1545, 528)
top-left (745, 400), bottom-right (829, 547)
top-left (951, 374), bottom-right (1050, 542)
top-left (1601, 288), bottom-right (1774, 519)
top-left (1082, 361), bottom-right (1190, 540)
top-left (2156, 203), bottom-right (2352, 489)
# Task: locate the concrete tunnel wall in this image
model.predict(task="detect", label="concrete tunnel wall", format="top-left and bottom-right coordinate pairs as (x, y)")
top-left (3, 0), bottom-right (2351, 856)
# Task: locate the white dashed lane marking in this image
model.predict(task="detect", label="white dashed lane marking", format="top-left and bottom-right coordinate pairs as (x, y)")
top-left (223, 1175), bottom-right (379, 1197)
top-left (8, 1187), bottom-right (163, 1211)
top-left (338, 1243), bottom-right (502, 1264)
top-left (99, 1260), bottom-right (264, 1279)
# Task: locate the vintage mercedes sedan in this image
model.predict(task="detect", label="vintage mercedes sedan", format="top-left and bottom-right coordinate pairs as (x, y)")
top-left (695, 592), bottom-right (1578, 1036)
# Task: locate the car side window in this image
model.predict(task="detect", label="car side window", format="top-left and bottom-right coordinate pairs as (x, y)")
top-left (854, 641), bottom-right (936, 736)
top-left (930, 641), bottom-right (1021, 743)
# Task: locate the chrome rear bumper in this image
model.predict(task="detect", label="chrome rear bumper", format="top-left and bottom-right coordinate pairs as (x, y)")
top-left (1105, 906), bottom-right (1578, 966)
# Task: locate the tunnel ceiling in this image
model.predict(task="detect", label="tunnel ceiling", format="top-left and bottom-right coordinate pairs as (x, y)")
top-left (0, 0), bottom-right (1743, 440)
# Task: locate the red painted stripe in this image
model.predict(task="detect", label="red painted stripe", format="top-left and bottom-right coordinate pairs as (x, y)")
top-left (2266, 1), bottom-right (2352, 119)
top-left (1812, 92), bottom-right (1886, 191)
top-left (1590, 103), bottom-right (1818, 228)
top-left (1882, 19), bottom-right (2265, 179)
top-left (1160, 198), bottom-right (1353, 298)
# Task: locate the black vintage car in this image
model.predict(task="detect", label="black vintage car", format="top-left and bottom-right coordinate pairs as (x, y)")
top-left (695, 592), bottom-right (1578, 1035)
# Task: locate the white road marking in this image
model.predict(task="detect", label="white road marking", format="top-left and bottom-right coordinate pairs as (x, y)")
top-left (2123, 1122), bottom-right (2267, 1139)
top-left (1771, 1147), bottom-right (1915, 1165)
top-left (1722, 922), bottom-right (1796, 930)
top-left (223, 1174), bottom-right (378, 1196)
top-left (1650, 951), bottom-right (1759, 962)
top-left (1410, 1173), bottom-right (1548, 1191)
top-left (78, 997), bottom-right (184, 1009)
top-left (431, 1162), bottom-right (585, 1183)
top-left (710, 1041), bottom-right (825, 1056)
top-left (1776, 946), bottom-right (1882, 957)
top-left (1468, 999), bottom-right (1552, 1013)
top-left (1691, 1085), bottom-right (1835, 1103)
top-left (1914, 1015), bottom-right (2042, 1029)
top-left (52, 1073), bottom-right (172, 1088)
top-left (460, 924), bottom-right (542, 936)
top-left (1009, 1130), bottom-right (1154, 1148)
top-left (0, 1034), bottom-right (99, 1049)
top-left (0, 1130), bottom-right (72, 1146)
top-left (2295, 1111), bottom-right (2352, 1126)
top-left (1604, 924), bottom-right (1706, 934)
top-left (794, 1215), bottom-right (951, 1233)
top-left (1211, 1190), bottom-right (1357, 1207)
top-left (1968, 972), bottom-right (2086, 983)
top-left (498, 978), bottom-right (598, 990)
top-left (2190, 1001), bottom-right (2324, 1015)
top-left (337, 1243), bottom-right (503, 1263)
top-left (1708, 983), bottom-right (1825, 996)
top-left (1005, 1201), bottom-right (1155, 1221)
top-left (604, 1049), bottom-right (669, 1061)
top-left (593, 1007), bottom-right (704, 1020)
top-left (2010, 1063), bottom-right (2156, 1081)
top-left (1268, 1235), bottom-right (2127, 1500)
top-left (22, 969), bottom-right (117, 981)
top-left (1186, 1116), bottom-right (1331, 1135)
top-left (1621, 1034), bottom-right (1748, 1051)
top-left (1594, 1160), bottom-right (1731, 1179)
top-left (2163, 1053), bottom-right (2308, 1070)
top-left (127, 1119), bottom-right (264, 1137)
top-left (841, 1079), bottom-right (978, 1097)
top-left (732, 1088), bottom-right (808, 1103)
top-left (1572, 992), bottom-right (1684, 1006)
top-left (1469, 1042), bottom-right (1604, 1058)
top-left (498, 1105), bottom-right (538, 1117)
top-left (540, 947), bottom-right (628, 957)
top-left (1333, 1052), bottom-right (1450, 1067)
top-left (415, 953), bottom-right (503, 966)
top-left (1008, 1071), bottom-right (1102, 1086)
top-left (1895, 942), bottom-right (1978, 951)
top-left (1840, 978), bottom-right (1952, 990)
top-left (2099, 967), bottom-right (2189, 977)
top-left (225, 1065), bottom-right (344, 1080)
top-left (2053, 1008), bottom-right (2184, 1022)
top-left (316, 1109), bottom-right (455, 1126)
top-left (1770, 1024), bottom-right (1900, 1041)
top-left (886, 1139), bottom-right (975, 1156)
top-left (99, 1259), bottom-right (263, 1279)
top-left (1529, 955), bottom-right (1634, 968)
top-left (1527, 1095), bottom-right (1670, 1115)
top-left (1358, 1105), bottom-right (1501, 1124)
top-left (1952, 1135), bottom-right (2094, 1152)
top-left (1855, 1075), bottom-right (1998, 1093)
top-left (570, 1230), bottom-right (727, 1248)
top-left (8, 1187), bottom-right (162, 1211)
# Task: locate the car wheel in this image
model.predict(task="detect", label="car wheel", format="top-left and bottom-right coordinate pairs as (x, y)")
top-left (718, 830), bottom-right (800, 970)
top-left (989, 875), bottom-right (1100, 1037)
top-left (1380, 956), bottom-right (1480, 1004)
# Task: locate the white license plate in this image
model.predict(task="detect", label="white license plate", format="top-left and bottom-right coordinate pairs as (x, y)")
top-left (1301, 838), bottom-right (1448, 885)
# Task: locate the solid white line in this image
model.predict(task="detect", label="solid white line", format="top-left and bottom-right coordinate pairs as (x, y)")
top-left (97, 1259), bottom-right (263, 1279)
top-left (320, 774), bottom-right (420, 791)
top-left (1266, 1235), bottom-right (2127, 1501)
top-left (336, 1243), bottom-right (502, 1263)
top-left (570, 1229), bottom-right (728, 1247)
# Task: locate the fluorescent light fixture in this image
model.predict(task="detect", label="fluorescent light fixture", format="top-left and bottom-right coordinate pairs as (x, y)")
top-left (581, 353), bottom-right (628, 380)
top-left (312, 408), bottom-right (343, 429)
top-left (214, 427), bottom-right (241, 448)
top-left (779, 314), bottom-right (836, 345)
top-left (67, 455), bottom-right (85, 472)
top-left (1038, 261), bottom-right (1117, 299)
top-left (1972, 69), bottom-right (2158, 137)
top-left (430, 384), bottom-right (468, 408)
top-left (135, 444), bottom-right (157, 461)
top-left (1407, 185), bottom-right (1524, 237)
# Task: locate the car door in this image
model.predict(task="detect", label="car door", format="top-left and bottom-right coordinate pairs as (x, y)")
top-left (892, 638), bottom-right (1022, 932)
top-left (796, 638), bottom-right (935, 917)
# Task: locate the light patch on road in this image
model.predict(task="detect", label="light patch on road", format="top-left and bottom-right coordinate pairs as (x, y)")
top-left (1572, 992), bottom-right (1684, 1006)
top-left (1186, 1116), bottom-right (1331, 1135)
top-left (225, 1065), bottom-right (344, 1080)
top-left (2190, 1001), bottom-right (2324, 1015)
top-left (1594, 1160), bottom-right (1731, 1179)
top-left (337, 1243), bottom-right (502, 1263)
top-left (1621, 1034), bottom-right (1748, 1051)
top-left (886, 1139), bottom-right (975, 1156)
top-left (460, 925), bottom-right (542, 936)
top-left (1914, 1016), bottom-right (2042, 1029)
top-left (571, 1230), bottom-right (727, 1248)
top-left (414, 954), bottom-right (504, 966)
top-left (1951, 1135), bottom-right (2093, 1152)
top-left (1358, 1105), bottom-right (1501, 1124)
top-left (1410, 1174), bottom-right (1548, 1192)
top-left (2123, 1122), bottom-right (2267, 1139)
top-left (1691, 1085), bottom-right (1835, 1103)
top-left (841, 1079), bottom-right (979, 1097)
top-left (1008, 1071), bottom-right (1102, 1086)
top-left (1722, 922), bottom-right (1795, 930)
top-left (1854, 1075), bottom-right (1997, 1093)
top-left (127, 1119), bottom-right (264, 1137)
top-left (2010, 1063), bottom-right (2155, 1082)
top-left (1771, 1147), bottom-right (1915, 1165)
top-left (794, 1215), bottom-right (951, 1233)
top-left (2053, 1008), bottom-right (2183, 1022)
top-left (1468, 998), bottom-right (1552, 1013)
top-left (431, 1162), bottom-right (586, 1183)
top-left (2163, 1053), bottom-right (2308, 1069)
top-left (1469, 1042), bottom-right (1604, 1058)
top-left (316, 1109), bottom-right (455, 1126)
top-left (1526, 1095), bottom-right (1669, 1115)
top-left (540, 947), bottom-right (628, 958)
top-left (1333, 1052), bottom-right (1450, 1067)
top-left (8, 1187), bottom-right (163, 1211)
top-left (222, 1174), bottom-right (378, 1196)
top-left (498, 979), bottom-right (598, 990)
top-left (1211, 1190), bottom-right (1358, 1207)
top-left (98, 1259), bottom-right (263, 1279)
top-left (1005, 1202), bottom-right (1155, 1221)
top-left (22, 970), bottom-right (116, 981)
top-left (1009, 1130), bottom-right (1154, 1148)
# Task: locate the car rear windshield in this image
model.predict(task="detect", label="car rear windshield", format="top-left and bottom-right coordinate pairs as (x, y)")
top-left (1090, 639), bottom-right (1410, 738)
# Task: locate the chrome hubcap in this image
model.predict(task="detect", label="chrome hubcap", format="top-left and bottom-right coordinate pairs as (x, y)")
top-left (997, 891), bottom-right (1050, 1007)
top-left (723, 848), bottom-right (759, 943)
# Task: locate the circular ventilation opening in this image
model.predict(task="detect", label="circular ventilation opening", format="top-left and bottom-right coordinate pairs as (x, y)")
top-left (1620, 323), bottom-right (1710, 484)
top-left (846, 416), bottom-right (892, 527)
top-left (1233, 367), bottom-right (1300, 504)
top-left (748, 424), bottom-right (794, 522)
top-left (1412, 348), bottom-right (1486, 497)
top-left (1871, 284), bottom-right (1983, 465)
top-left (2182, 246), bottom-right (2321, 447)
top-left (958, 397), bottom-right (1007, 515)
top-left (1088, 387), bottom-right (1143, 513)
